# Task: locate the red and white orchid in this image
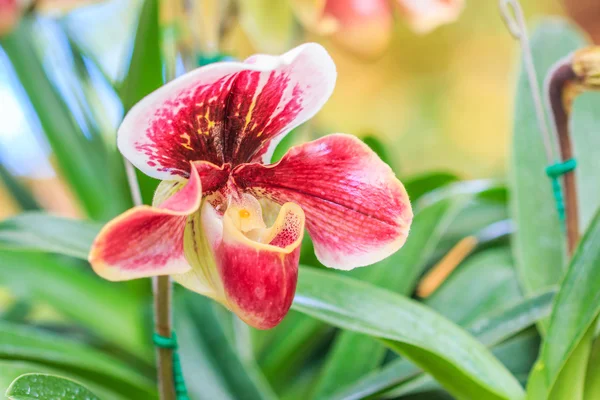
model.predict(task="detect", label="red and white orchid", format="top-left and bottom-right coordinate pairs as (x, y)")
top-left (89, 43), bottom-right (413, 329)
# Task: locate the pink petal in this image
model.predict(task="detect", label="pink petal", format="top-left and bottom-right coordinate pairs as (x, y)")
top-left (118, 43), bottom-right (336, 180)
top-left (89, 163), bottom-right (203, 281)
top-left (233, 134), bottom-right (413, 270)
top-left (395, 0), bottom-right (464, 33)
top-left (321, 0), bottom-right (394, 59)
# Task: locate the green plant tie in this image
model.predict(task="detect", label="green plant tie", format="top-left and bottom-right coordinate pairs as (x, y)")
top-left (197, 53), bottom-right (233, 66)
top-left (545, 158), bottom-right (577, 228)
top-left (153, 332), bottom-right (189, 400)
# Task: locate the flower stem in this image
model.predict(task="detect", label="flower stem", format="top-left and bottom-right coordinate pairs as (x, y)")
top-left (124, 160), bottom-right (176, 400)
top-left (153, 275), bottom-right (176, 400)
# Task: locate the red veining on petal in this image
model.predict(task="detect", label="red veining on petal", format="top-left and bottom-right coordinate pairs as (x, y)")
top-left (193, 161), bottom-right (232, 194)
top-left (136, 74), bottom-right (236, 176)
top-left (232, 134), bottom-right (412, 268)
top-left (89, 162), bottom-right (203, 280)
top-left (136, 69), bottom-right (304, 175)
top-left (98, 212), bottom-right (187, 272)
top-left (225, 70), bottom-right (304, 163)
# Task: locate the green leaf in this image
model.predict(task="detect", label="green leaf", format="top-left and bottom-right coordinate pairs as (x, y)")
top-left (0, 251), bottom-right (149, 359)
top-left (120, 0), bottom-right (162, 111)
top-left (293, 268), bottom-right (525, 400)
top-left (0, 361), bottom-right (127, 400)
top-left (312, 195), bottom-right (469, 398)
top-left (175, 292), bottom-right (275, 400)
top-left (509, 19), bottom-right (587, 301)
top-left (257, 311), bottom-right (330, 392)
top-left (6, 373), bottom-right (100, 400)
top-left (384, 330), bottom-right (541, 399)
top-left (0, 322), bottom-right (155, 399)
top-left (119, 0), bottom-right (162, 204)
top-left (0, 164), bottom-right (40, 211)
top-left (425, 248), bottom-right (522, 326)
top-left (1, 19), bottom-right (129, 220)
top-left (403, 172), bottom-right (460, 202)
top-left (329, 289), bottom-right (555, 400)
top-left (0, 213), bottom-right (101, 259)
top-left (527, 208), bottom-right (600, 398)
top-left (584, 336), bottom-right (600, 398)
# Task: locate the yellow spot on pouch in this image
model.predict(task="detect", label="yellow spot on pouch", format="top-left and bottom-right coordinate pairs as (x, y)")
top-left (239, 209), bottom-right (251, 218)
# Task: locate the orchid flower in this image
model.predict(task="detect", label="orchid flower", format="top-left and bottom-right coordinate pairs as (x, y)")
top-left (89, 43), bottom-right (413, 329)
top-left (291, 0), bottom-right (464, 58)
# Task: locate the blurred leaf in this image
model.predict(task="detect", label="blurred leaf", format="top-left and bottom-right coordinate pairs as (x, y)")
top-left (120, 0), bottom-right (162, 111)
top-left (257, 311), bottom-right (330, 391)
top-left (509, 19), bottom-right (587, 308)
top-left (0, 213), bottom-right (101, 259)
top-left (584, 336), bottom-right (600, 398)
top-left (119, 0), bottom-right (162, 204)
top-left (1, 19), bottom-right (129, 220)
top-left (6, 373), bottom-right (100, 400)
top-left (526, 208), bottom-right (600, 399)
top-left (362, 135), bottom-right (392, 167)
top-left (0, 251), bottom-right (149, 359)
top-left (175, 292), bottom-right (275, 400)
top-left (329, 288), bottom-right (555, 400)
top-left (425, 248), bottom-right (522, 326)
top-left (238, 0), bottom-right (296, 53)
top-left (0, 322), bottom-right (155, 399)
top-left (312, 194), bottom-right (469, 398)
top-left (403, 172), bottom-right (460, 202)
top-left (293, 268), bottom-right (525, 400)
top-left (0, 361), bottom-right (127, 400)
top-left (1, 300), bottom-right (32, 324)
top-left (0, 164), bottom-right (40, 211)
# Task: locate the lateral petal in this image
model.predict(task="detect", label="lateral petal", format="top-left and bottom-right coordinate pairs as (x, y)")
top-left (88, 163), bottom-right (202, 281)
top-left (118, 43), bottom-right (335, 179)
top-left (233, 134), bottom-right (413, 270)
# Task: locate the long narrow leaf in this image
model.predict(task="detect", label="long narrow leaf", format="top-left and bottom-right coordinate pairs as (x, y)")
top-left (293, 267), bottom-right (525, 400)
top-left (0, 251), bottom-right (149, 359)
top-left (527, 209), bottom-right (600, 398)
top-left (329, 289), bottom-right (554, 400)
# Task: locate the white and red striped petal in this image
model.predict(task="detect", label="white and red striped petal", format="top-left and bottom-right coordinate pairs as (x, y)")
top-left (89, 163), bottom-right (204, 281)
top-left (118, 43), bottom-right (336, 180)
top-left (395, 0), bottom-right (465, 33)
top-left (233, 134), bottom-right (413, 270)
